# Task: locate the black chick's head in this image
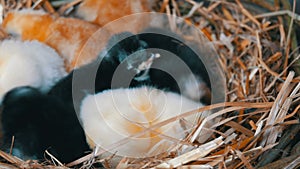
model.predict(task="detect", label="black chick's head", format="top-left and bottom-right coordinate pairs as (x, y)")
top-left (104, 32), bottom-right (156, 82)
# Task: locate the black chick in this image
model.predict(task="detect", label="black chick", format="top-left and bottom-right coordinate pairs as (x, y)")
top-left (1, 86), bottom-right (90, 163)
top-left (49, 28), bottom-right (211, 106)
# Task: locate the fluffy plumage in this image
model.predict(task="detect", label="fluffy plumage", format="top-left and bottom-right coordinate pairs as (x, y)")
top-left (49, 30), bottom-right (212, 164)
top-left (0, 39), bottom-right (66, 103)
top-left (1, 29), bottom-right (212, 165)
top-left (1, 87), bottom-right (90, 163)
top-left (2, 9), bottom-right (101, 71)
top-left (103, 29), bottom-right (211, 103)
top-left (48, 29), bottom-right (211, 124)
top-left (75, 0), bottom-right (152, 33)
top-left (80, 86), bottom-right (207, 158)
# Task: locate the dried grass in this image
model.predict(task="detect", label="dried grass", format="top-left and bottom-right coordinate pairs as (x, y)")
top-left (1, 0), bottom-right (300, 168)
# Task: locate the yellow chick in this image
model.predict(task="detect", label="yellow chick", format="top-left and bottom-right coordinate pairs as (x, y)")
top-left (80, 86), bottom-right (210, 165)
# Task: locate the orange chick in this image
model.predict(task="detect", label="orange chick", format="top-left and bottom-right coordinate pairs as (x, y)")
top-left (76, 0), bottom-right (153, 33)
top-left (2, 9), bottom-right (103, 72)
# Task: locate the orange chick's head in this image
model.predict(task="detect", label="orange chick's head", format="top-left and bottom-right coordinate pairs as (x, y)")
top-left (76, 0), bottom-right (153, 33)
top-left (76, 0), bottom-right (151, 25)
top-left (2, 9), bottom-right (101, 72)
top-left (2, 9), bottom-right (54, 41)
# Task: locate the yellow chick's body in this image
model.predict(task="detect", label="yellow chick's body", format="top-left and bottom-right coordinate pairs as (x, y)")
top-left (2, 9), bottom-right (101, 72)
top-left (80, 86), bottom-right (210, 161)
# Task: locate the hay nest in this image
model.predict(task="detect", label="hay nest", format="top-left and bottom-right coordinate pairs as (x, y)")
top-left (0, 0), bottom-right (300, 168)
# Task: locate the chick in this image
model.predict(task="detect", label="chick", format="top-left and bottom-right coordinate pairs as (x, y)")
top-left (0, 39), bottom-right (66, 103)
top-left (1, 86), bottom-right (90, 163)
top-left (2, 9), bottom-right (101, 71)
top-left (48, 29), bottom-right (211, 111)
top-left (103, 29), bottom-right (211, 103)
top-left (80, 86), bottom-right (207, 158)
top-left (75, 0), bottom-right (153, 33)
top-left (0, 29), bottom-right (214, 166)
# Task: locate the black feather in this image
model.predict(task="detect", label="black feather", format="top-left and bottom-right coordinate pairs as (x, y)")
top-left (1, 87), bottom-right (90, 163)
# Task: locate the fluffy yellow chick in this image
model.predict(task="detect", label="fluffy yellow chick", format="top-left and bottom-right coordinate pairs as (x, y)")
top-left (80, 86), bottom-right (210, 162)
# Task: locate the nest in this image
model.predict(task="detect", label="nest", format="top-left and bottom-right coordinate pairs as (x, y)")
top-left (1, 0), bottom-right (300, 168)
